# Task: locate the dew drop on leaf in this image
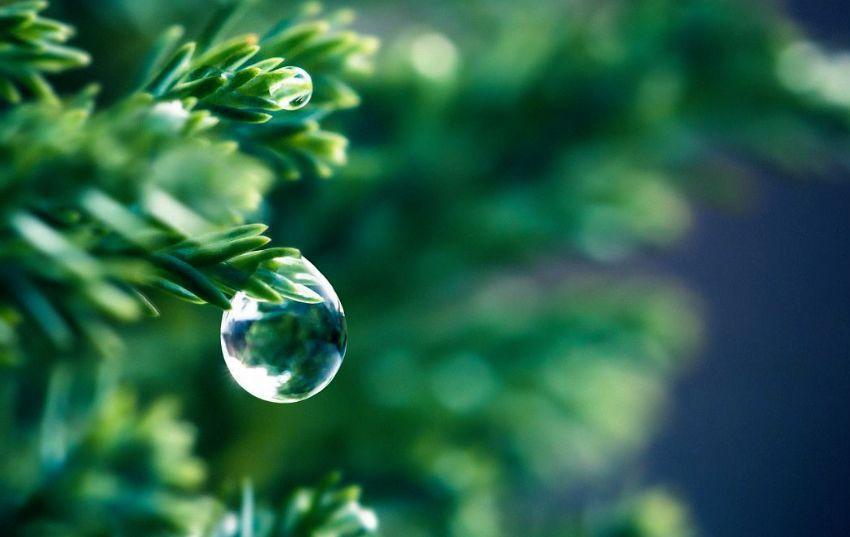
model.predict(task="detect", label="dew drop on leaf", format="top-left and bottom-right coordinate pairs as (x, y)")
top-left (221, 256), bottom-right (346, 403)
top-left (271, 66), bottom-right (313, 111)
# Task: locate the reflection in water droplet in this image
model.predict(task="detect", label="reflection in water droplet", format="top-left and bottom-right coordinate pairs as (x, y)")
top-left (221, 256), bottom-right (346, 403)
top-left (270, 66), bottom-right (313, 111)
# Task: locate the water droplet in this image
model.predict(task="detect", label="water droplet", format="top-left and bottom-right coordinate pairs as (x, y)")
top-left (270, 66), bottom-right (313, 111)
top-left (221, 256), bottom-right (346, 403)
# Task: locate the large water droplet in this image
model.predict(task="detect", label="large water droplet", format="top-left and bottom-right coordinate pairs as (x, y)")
top-left (270, 66), bottom-right (313, 111)
top-left (221, 256), bottom-right (346, 403)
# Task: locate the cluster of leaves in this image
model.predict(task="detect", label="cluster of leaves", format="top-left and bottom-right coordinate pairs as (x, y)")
top-left (0, 364), bottom-right (376, 536)
top-left (3, 0), bottom-right (849, 535)
top-left (0, 0), bottom-right (379, 534)
top-left (0, 0), bottom-right (89, 103)
top-left (139, 2), bottom-right (377, 178)
top-left (0, 0), bottom-right (375, 362)
top-left (213, 473), bottom-right (377, 537)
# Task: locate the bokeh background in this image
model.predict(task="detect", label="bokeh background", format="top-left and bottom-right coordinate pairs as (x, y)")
top-left (647, 3), bottom-right (850, 535)
top-left (3, 0), bottom-right (849, 535)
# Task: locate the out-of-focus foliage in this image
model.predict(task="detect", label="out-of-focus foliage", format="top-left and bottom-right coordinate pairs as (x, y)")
top-left (0, 367), bottom-right (219, 535)
top-left (247, 0), bottom-right (849, 534)
top-left (587, 490), bottom-right (695, 537)
top-left (0, 363), bottom-right (376, 535)
top-left (3, 0), bottom-right (849, 535)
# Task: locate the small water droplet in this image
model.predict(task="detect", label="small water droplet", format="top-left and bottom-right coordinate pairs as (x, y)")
top-left (270, 66), bottom-right (313, 111)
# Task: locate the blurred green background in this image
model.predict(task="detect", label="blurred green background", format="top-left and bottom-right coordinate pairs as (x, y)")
top-left (4, 0), bottom-right (850, 535)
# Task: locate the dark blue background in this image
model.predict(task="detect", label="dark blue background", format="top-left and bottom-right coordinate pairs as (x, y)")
top-left (647, 2), bottom-right (850, 534)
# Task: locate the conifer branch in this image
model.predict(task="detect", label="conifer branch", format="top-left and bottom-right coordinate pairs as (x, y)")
top-left (0, 0), bottom-right (89, 104)
top-left (0, 0), bottom-right (376, 360)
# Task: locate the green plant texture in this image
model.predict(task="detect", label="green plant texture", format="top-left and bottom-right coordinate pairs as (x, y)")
top-left (2, 0), bottom-right (849, 535)
top-left (1, 1), bottom-right (377, 535)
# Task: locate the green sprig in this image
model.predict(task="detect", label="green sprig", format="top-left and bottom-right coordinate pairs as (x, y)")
top-left (0, 0), bottom-right (89, 103)
top-left (0, 0), bottom-right (374, 359)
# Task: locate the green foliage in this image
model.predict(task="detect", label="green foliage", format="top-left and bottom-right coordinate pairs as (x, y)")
top-left (0, 0), bottom-right (89, 103)
top-left (204, 474), bottom-right (377, 537)
top-left (589, 491), bottom-right (694, 537)
top-left (0, 366), bottom-right (218, 534)
top-left (278, 474), bottom-right (377, 537)
top-left (139, 3), bottom-right (377, 179)
top-left (2, 0), bottom-right (849, 535)
top-left (0, 364), bottom-right (376, 535)
top-left (522, 489), bottom-right (694, 537)
top-left (0, 0), bottom-right (379, 534)
top-left (240, 0), bottom-right (850, 534)
top-left (0, 0), bottom-right (376, 362)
